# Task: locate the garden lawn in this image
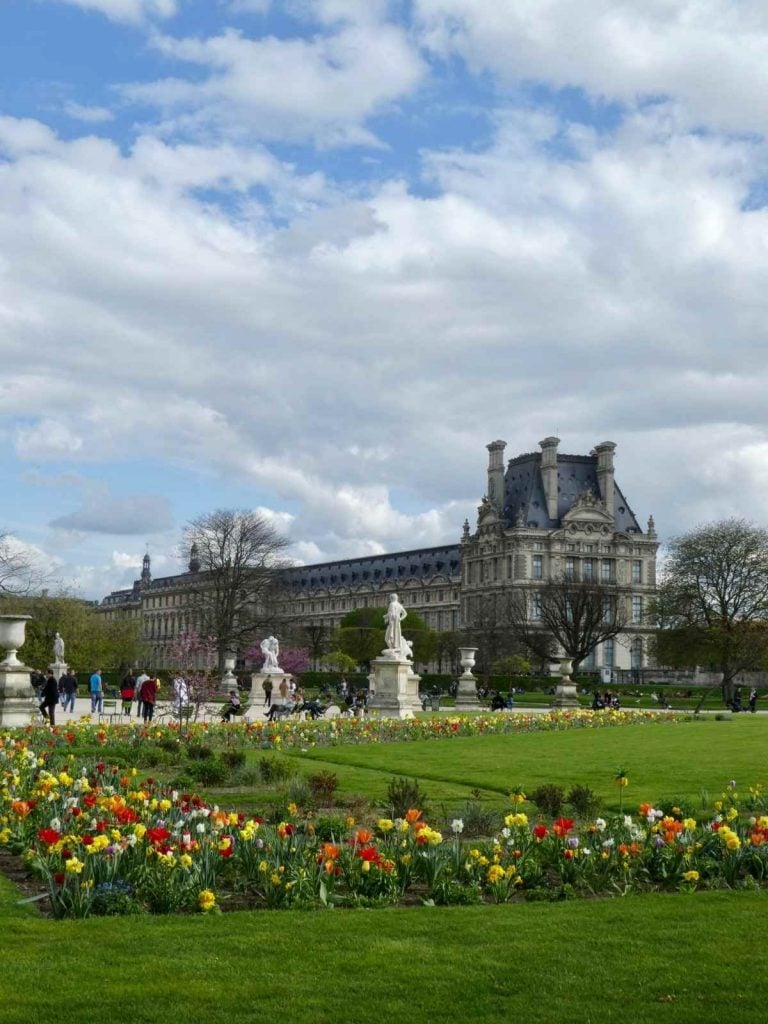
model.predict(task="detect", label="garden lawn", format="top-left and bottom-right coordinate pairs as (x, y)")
top-left (280, 716), bottom-right (768, 813)
top-left (0, 871), bottom-right (764, 1024)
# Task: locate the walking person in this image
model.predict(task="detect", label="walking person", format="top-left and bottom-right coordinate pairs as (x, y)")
top-left (749, 687), bottom-right (759, 714)
top-left (172, 673), bottom-right (189, 711)
top-left (60, 670), bottom-right (78, 714)
top-left (39, 670), bottom-right (59, 727)
top-left (120, 671), bottom-right (136, 715)
top-left (262, 677), bottom-right (272, 707)
top-left (134, 670), bottom-right (149, 718)
top-left (139, 675), bottom-right (158, 723)
top-left (89, 669), bottom-right (104, 715)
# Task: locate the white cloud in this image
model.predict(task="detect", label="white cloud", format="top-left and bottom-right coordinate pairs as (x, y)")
top-left (124, 20), bottom-right (425, 144)
top-left (63, 102), bottom-right (115, 124)
top-left (15, 420), bottom-right (84, 459)
top-left (47, 0), bottom-right (179, 25)
top-left (3, 102), bottom-right (768, 594)
top-left (414, 0), bottom-right (768, 135)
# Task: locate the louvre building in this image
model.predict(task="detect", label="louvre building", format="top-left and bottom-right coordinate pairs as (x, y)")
top-left (99, 437), bottom-right (657, 673)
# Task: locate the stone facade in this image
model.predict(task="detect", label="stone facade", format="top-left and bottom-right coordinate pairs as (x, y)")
top-left (98, 437), bottom-right (657, 673)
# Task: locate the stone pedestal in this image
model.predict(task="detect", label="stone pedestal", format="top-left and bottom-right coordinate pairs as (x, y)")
top-left (249, 671), bottom-right (292, 709)
top-left (550, 658), bottom-right (580, 709)
top-left (367, 655), bottom-right (421, 719)
top-left (0, 666), bottom-right (36, 727)
top-left (0, 614), bottom-right (36, 727)
top-left (454, 674), bottom-right (482, 711)
top-left (49, 660), bottom-right (68, 682)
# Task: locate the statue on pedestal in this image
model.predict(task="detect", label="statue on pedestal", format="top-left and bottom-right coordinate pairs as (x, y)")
top-left (384, 594), bottom-right (410, 658)
top-left (260, 635), bottom-right (280, 672)
top-left (53, 632), bottom-right (65, 663)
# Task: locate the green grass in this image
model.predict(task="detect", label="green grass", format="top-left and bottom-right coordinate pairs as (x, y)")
top-left (0, 884), bottom-right (765, 1023)
top-left (277, 716), bottom-right (768, 813)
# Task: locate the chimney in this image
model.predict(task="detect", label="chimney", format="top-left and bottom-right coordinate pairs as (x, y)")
top-left (486, 440), bottom-right (506, 514)
top-left (594, 441), bottom-right (616, 519)
top-left (539, 436), bottom-right (560, 521)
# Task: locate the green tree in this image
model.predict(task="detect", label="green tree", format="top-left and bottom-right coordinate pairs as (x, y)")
top-left (320, 650), bottom-right (357, 674)
top-left (651, 518), bottom-right (768, 705)
top-left (1, 593), bottom-right (144, 674)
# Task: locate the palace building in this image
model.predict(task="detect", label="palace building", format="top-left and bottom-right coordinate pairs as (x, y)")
top-left (98, 437), bottom-right (657, 673)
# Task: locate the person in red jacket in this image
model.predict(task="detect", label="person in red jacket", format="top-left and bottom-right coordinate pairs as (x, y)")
top-left (137, 675), bottom-right (158, 723)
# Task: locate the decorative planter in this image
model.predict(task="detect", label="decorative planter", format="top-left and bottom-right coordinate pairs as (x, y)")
top-left (0, 615), bottom-right (32, 668)
top-left (550, 655), bottom-right (580, 709)
top-left (458, 647), bottom-right (477, 677)
top-left (455, 647), bottom-right (481, 710)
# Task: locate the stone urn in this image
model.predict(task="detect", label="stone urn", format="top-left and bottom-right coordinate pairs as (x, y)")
top-left (455, 647), bottom-right (481, 710)
top-left (0, 615), bottom-right (32, 668)
top-left (458, 647), bottom-right (477, 677)
top-left (550, 656), bottom-right (580, 709)
top-left (221, 656), bottom-right (237, 692)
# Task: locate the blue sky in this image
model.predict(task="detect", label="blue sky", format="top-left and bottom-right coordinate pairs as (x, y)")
top-left (1, 0), bottom-right (768, 598)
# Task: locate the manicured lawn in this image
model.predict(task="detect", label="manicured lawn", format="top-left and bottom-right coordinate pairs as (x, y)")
top-left (281, 716), bottom-right (768, 813)
top-left (0, 870), bottom-right (764, 1024)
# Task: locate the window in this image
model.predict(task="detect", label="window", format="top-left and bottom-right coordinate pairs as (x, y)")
top-left (583, 558), bottom-right (595, 581)
top-left (632, 560), bottom-right (642, 584)
top-left (532, 554), bottom-right (543, 579)
top-left (565, 556), bottom-right (575, 579)
top-left (603, 638), bottom-right (614, 668)
top-left (534, 542), bottom-right (544, 551)
top-left (530, 593), bottom-right (542, 620)
top-left (601, 559), bottom-right (613, 582)
top-left (632, 595), bottom-right (643, 624)
top-left (602, 597), bottom-right (615, 624)
top-left (631, 637), bottom-right (643, 670)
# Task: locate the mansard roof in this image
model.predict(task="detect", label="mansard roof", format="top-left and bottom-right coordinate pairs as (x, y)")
top-left (282, 544), bottom-right (461, 591)
top-left (503, 452), bottom-right (641, 533)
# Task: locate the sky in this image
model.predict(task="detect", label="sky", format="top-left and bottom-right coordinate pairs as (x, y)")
top-left (1, 0), bottom-right (768, 599)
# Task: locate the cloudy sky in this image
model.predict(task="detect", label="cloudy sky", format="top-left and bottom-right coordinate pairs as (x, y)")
top-left (1, 0), bottom-right (768, 598)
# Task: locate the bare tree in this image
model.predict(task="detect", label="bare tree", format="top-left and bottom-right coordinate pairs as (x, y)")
top-left (0, 533), bottom-right (50, 596)
top-left (464, 593), bottom-right (518, 677)
top-left (182, 509), bottom-right (290, 669)
top-left (506, 576), bottom-right (629, 672)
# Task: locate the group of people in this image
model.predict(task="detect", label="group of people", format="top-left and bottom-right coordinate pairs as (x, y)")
top-left (728, 687), bottom-right (759, 713)
top-left (591, 691), bottom-right (622, 710)
top-left (119, 671), bottom-right (160, 721)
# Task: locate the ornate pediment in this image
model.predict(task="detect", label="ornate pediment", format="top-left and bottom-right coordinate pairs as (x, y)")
top-left (477, 495), bottom-right (501, 529)
top-left (561, 488), bottom-right (614, 530)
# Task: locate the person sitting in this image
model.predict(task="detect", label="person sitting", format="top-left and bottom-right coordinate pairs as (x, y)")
top-left (221, 690), bottom-right (242, 722)
top-left (490, 691), bottom-right (506, 711)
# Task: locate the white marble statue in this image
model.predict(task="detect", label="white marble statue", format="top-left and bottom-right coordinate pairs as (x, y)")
top-left (260, 635), bottom-right (280, 671)
top-left (53, 631), bottom-right (65, 662)
top-left (384, 594), bottom-right (408, 655)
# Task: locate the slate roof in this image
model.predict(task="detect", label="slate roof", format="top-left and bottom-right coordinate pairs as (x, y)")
top-left (282, 544), bottom-right (461, 591)
top-left (503, 452), bottom-right (641, 533)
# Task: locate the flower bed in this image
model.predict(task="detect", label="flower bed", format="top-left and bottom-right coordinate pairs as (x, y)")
top-left (20, 707), bottom-right (680, 755)
top-left (1, 730), bottom-right (767, 918)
